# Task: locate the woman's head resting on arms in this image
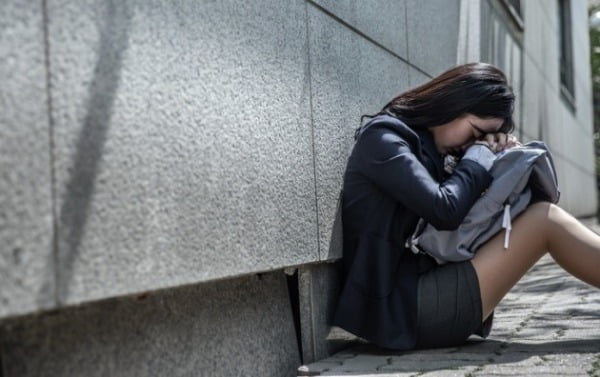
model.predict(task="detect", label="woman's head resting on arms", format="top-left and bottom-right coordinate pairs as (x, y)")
top-left (431, 114), bottom-right (504, 156)
top-left (382, 62), bottom-right (515, 156)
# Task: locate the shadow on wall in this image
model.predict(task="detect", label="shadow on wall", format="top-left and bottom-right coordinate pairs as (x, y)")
top-left (38, 0), bottom-right (134, 307)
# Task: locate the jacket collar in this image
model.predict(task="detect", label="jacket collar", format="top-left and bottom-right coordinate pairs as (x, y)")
top-left (357, 114), bottom-right (445, 180)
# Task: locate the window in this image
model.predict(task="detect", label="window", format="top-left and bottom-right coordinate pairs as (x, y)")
top-left (481, 0), bottom-right (524, 137)
top-left (500, 0), bottom-right (523, 29)
top-left (558, 0), bottom-right (575, 110)
top-left (506, 0), bottom-right (521, 16)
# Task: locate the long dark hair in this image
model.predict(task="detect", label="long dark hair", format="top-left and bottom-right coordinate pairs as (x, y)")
top-left (372, 62), bottom-right (515, 133)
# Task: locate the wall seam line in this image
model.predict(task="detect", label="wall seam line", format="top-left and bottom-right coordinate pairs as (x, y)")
top-left (307, 0), bottom-right (430, 79)
top-left (404, 0), bottom-right (410, 65)
top-left (305, 1), bottom-right (321, 261)
top-left (41, 0), bottom-right (60, 308)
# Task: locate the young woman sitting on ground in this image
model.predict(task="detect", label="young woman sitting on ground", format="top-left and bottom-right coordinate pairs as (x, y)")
top-left (332, 62), bottom-right (600, 350)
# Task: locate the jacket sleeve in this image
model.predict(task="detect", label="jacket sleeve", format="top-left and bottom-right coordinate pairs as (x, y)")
top-left (354, 126), bottom-right (493, 230)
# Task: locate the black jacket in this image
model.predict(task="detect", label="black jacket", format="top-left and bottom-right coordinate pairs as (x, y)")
top-left (332, 114), bottom-right (493, 350)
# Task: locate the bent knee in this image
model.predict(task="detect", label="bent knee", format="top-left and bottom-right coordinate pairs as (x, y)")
top-left (528, 200), bottom-right (555, 210)
top-left (521, 201), bottom-right (564, 230)
top-left (526, 201), bottom-right (560, 215)
top-left (519, 201), bottom-right (555, 226)
top-left (526, 201), bottom-right (564, 217)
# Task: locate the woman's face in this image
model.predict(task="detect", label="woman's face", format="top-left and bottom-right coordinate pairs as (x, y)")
top-left (431, 114), bottom-right (504, 156)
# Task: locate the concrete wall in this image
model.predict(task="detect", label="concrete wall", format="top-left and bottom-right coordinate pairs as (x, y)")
top-left (0, 0), bottom-right (595, 376)
top-left (48, 0), bottom-right (319, 308)
top-left (0, 271), bottom-right (300, 377)
top-left (0, 0), bottom-right (55, 321)
top-left (0, 0), bottom-right (463, 319)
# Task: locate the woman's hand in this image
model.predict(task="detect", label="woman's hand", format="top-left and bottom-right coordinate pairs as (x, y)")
top-left (476, 133), bottom-right (521, 153)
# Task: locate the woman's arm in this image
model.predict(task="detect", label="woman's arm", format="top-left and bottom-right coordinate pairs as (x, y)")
top-left (355, 127), bottom-right (493, 230)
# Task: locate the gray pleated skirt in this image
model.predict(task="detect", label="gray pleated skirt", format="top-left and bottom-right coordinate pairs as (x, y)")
top-left (416, 259), bottom-right (494, 349)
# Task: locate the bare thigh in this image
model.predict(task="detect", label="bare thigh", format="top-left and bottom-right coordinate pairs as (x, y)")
top-left (471, 202), bottom-right (551, 319)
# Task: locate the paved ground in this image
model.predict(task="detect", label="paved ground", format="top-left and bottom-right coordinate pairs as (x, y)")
top-left (298, 219), bottom-right (600, 377)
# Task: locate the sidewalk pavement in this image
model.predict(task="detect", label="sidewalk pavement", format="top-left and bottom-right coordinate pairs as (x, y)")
top-left (298, 218), bottom-right (600, 377)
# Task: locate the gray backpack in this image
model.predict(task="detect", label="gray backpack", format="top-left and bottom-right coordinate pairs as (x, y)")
top-left (407, 141), bottom-right (560, 264)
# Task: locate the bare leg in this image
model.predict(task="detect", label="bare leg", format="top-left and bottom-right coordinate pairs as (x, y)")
top-left (471, 202), bottom-right (600, 320)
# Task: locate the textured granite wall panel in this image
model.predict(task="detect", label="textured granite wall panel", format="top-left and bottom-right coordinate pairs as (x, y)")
top-left (0, 271), bottom-right (300, 377)
top-left (47, 0), bottom-right (317, 306)
top-left (406, 0), bottom-right (460, 76)
top-left (311, 0), bottom-right (408, 59)
top-left (308, 4), bottom-right (409, 261)
top-left (408, 66), bottom-right (431, 88)
top-left (0, 0), bottom-right (56, 317)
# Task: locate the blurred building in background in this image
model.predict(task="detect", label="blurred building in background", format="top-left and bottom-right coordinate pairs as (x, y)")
top-left (0, 1), bottom-right (595, 376)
